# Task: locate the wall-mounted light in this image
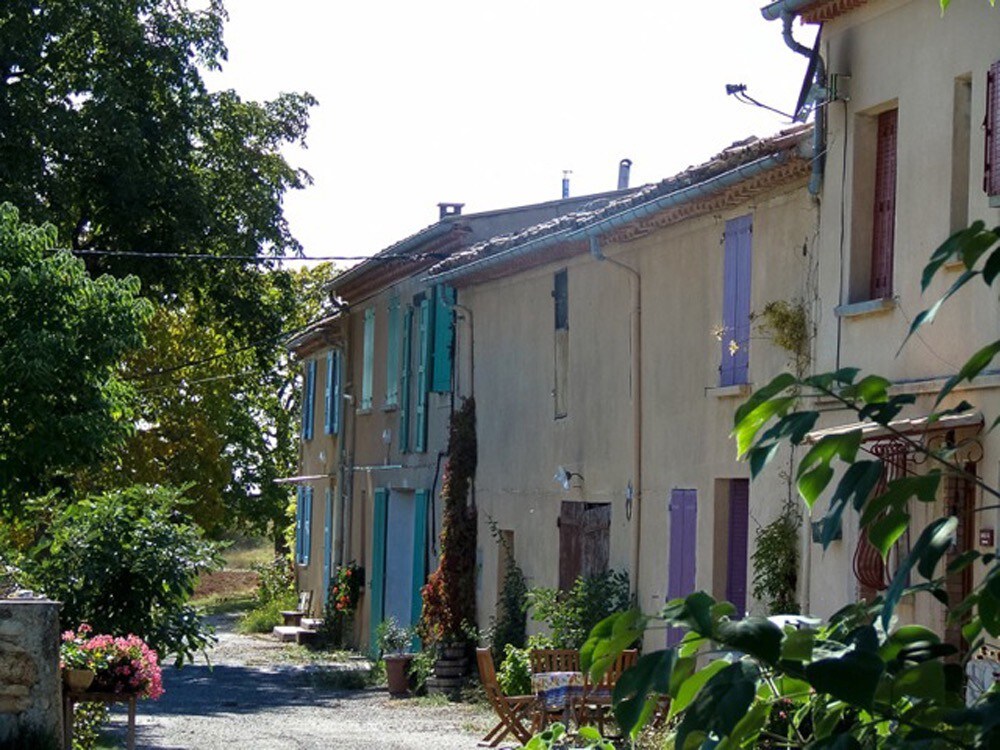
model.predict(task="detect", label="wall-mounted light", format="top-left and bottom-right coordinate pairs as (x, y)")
top-left (554, 465), bottom-right (584, 491)
top-left (625, 480), bottom-right (634, 521)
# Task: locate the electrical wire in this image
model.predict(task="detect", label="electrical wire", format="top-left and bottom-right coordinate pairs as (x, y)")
top-left (58, 248), bottom-right (448, 263)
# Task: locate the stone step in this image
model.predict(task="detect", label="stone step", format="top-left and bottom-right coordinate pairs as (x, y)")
top-left (301, 618), bottom-right (324, 630)
top-left (273, 625), bottom-right (301, 642)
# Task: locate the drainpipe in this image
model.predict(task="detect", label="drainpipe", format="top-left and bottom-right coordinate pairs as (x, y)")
top-left (779, 11), bottom-right (826, 196)
top-left (453, 303), bottom-right (475, 398)
top-left (589, 236), bottom-right (643, 602)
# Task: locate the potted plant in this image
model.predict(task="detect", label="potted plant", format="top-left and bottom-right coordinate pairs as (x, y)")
top-left (59, 623), bottom-right (165, 699)
top-left (376, 617), bottom-right (414, 697)
top-left (60, 624), bottom-right (96, 692)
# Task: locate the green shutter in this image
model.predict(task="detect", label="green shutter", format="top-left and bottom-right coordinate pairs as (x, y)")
top-left (431, 285), bottom-right (455, 392)
top-left (411, 489), bottom-right (430, 639)
top-left (399, 307), bottom-right (413, 453)
top-left (324, 350), bottom-right (335, 434)
top-left (370, 488), bottom-right (388, 652)
top-left (386, 297), bottom-right (401, 406)
top-left (302, 360), bottom-right (316, 440)
top-left (323, 487), bottom-right (333, 604)
top-left (415, 297), bottom-right (433, 453)
top-left (295, 486), bottom-right (304, 563)
top-left (362, 307), bottom-right (375, 410)
top-left (302, 487), bottom-right (313, 565)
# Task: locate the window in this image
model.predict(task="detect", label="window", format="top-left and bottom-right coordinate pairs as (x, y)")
top-left (385, 298), bottom-right (400, 407)
top-left (951, 75), bottom-right (973, 232)
top-left (324, 350), bottom-right (341, 435)
top-left (301, 359), bottom-right (316, 440)
top-left (361, 307), bottom-right (375, 410)
top-left (296, 486), bottom-right (313, 565)
top-left (553, 269), bottom-right (569, 418)
top-left (414, 295), bottom-right (432, 452)
top-left (713, 479), bottom-right (749, 617)
top-left (986, 60), bottom-right (1000, 205)
top-left (720, 215), bottom-right (752, 387)
top-left (870, 109), bottom-right (898, 299)
top-left (557, 501), bottom-right (610, 590)
top-left (431, 285), bottom-right (455, 393)
top-left (399, 305), bottom-right (414, 453)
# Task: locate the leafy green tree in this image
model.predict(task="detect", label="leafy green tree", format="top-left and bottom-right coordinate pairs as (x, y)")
top-left (0, 203), bottom-right (152, 513)
top-left (581, 219), bottom-right (1000, 748)
top-left (27, 485), bottom-right (220, 665)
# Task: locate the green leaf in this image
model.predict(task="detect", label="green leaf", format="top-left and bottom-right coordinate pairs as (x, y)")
top-left (806, 649), bottom-right (885, 710)
top-left (797, 431), bottom-right (862, 480)
top-left (611, 650), bottom-right (677, 736)
top-left (817, 460), bottom-right (883, 550)
top-left (861, 474), bottom-right (941, 527)
top-left (780, 628), bottom-right (815, 662)
top-left (882, 517), bottom-right (958, 631)
top-left (916, 515), bottom-right (959, 580)
top-left (841, 374), bottom-right (891, 404)
top-left (733, 372), bottom-right (797, 429)
top-left (936, 339), bottom-right (1000, 405)
top-left (981, 589), bottom-right (1000, 637)
top-left (867, 508), bottom-right (910, 559)
top-left (714, 618), bottom-right (783, 664)
top-left (759, 410), bottom-right (820, 446)
top-left (920, 220), bottom-right (985, 289)
top-left (893, 660), bottom-right (946, 702)
top-left (734, 396), bottom-right (797, 457)
top-left (748, 443), bottom-right (781, 479)
top-left (947, 549), bottom-right (980, 574)
top-left (662, 592), bottom-right (715, 637)
top-left (577, 726), bottom-right (602, 742)
top-left (810, 735), bottom-right (862, 750)
top-left (879, 624), bottom-right (940, 663)
top-left (669, 659), bottom-right (729, 718)
top-left (674, 662), bottom-right (760, 750)
top-left (902, 268), bottom-right (979, 350)
top-left (580, 609), bottom-right (646, 682)
top-left (715, 702), bottom-right (770, 750)
top-left (798, 464), bottom-right (834, 509)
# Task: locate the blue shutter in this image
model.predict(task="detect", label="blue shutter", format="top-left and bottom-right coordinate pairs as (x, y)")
top-left (362, 308), bottom-right (375, 409)
top-left (370, 488), bottom-right (389, 652)
top-left (324, 350), bottom-right (341, 435)
top-left (302, 487), bottom-right (313, 565)
top-left (415, 297), bottom-right (433, 452)
top-left (324, 351), bottom-right (333, 435)
top-left (386, 298), bottom-right (401, 406)
top-left (411, 489), bottom-right (430, 649)
top-left (332, 351), bottom-right (342, 434)
top-left (295, 486), bottom-right (304, 564)
top-left (399, 307), bottom-right (413, 453)
top-left (431, 285), bottom-right (455, 393)
top-left (302, 360), bottom-right (316, 440)
top-left (323, 487), bottom-right (334, 604)
top-left (721, 215), bottom-right (752, 386)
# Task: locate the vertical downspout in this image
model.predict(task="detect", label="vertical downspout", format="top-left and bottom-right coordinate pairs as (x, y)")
top-left (336, 327), bottom-right (353, 568)
top-left (453, 303), bottom-right (475, 399)
top-left (781, 12), bottom-right (826, 196)
top-left (590, 236), bottom-right (643, 601)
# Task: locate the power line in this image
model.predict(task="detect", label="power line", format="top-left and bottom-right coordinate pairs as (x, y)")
top-left (59, 248), bottom-right (448, 263)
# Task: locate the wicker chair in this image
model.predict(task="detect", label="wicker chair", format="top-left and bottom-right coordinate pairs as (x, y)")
top-left (476, 648), bottom-right (538, 747)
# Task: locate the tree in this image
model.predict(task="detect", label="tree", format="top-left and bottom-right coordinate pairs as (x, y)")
top-left (0, 203), bottom-right (152, 514)
top-left (580, 219), bottom-right (1000, 748)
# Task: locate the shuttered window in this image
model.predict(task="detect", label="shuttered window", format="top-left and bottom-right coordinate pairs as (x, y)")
top-left (301, 359), bottom-right (317, 440)
top-left (324, 350), bottom-right (341, 435)
top-left (431, 285), bottom-right (455, 393)
top-left (399, 306), bottom-right (413, 453)
top-left (362, 307), bottom-right (375, 410)
top-left (986, 61), bottom-right (1000, 202)
top-left (726, 480), bottom-right (750, 617)
top-left (554, 270), bottom-right (569, 418)
top-left (386, 298), bottom-right (401, 406)
top-left (720, 215), bottom-right (752, 387)
top-left (297, 486), bottom-right (313, 565)
top-left (414, 296), bottom-right (433, 453)
top-left (870, 109), bottom-right (898, 300)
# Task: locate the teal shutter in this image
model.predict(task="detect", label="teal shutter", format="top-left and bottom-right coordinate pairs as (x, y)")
top-left (302, 360), bottom-right (316, 440)
top-left (362, 307), bottom-right (375, 410)
top-left (411, 490), bottom-right (430, 637)
top-left (295, 486), bottom-right (304, 563)
top-left (431, 285), bottom-right (455, 393)
top-left (415, 297), bottom-right (433, 453)
top-left (323, 487), bottom-right (333, 604)
top-left (324, 350), bottom-right (340, 435)
top-left (386, 297), bottom-right (401, 406)
top-left (302, 487), bottom-right (313, 565)
top-left (399, 306), bottom-right (413, 453)
top-left (332, 351), bottom-right (342, 434)
top-left (370, 488), bottom-right (388, 651)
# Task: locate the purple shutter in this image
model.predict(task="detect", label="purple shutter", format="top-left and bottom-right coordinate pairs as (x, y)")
top-left (870, 109), bottom-right (898, 300)
top-left (721, 215), bottom-right (752, 386)
top-left (667, 489), bottom-right (698, 646)
top-left (726, 480), bottom-right (750, 617)
top-left (986, 61), bottom-right (1000, 197)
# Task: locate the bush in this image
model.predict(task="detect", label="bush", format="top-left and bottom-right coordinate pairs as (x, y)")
top-left (238, 554), bottom-right (296, 633)
top-left (497, 643), bottom-right (531, 696)
top-left (238, 595), bottom-right (296, 634)
top-left (526, 570), bottom-right (631, 649)
top-left (28, 485), bottom-right (220, 665)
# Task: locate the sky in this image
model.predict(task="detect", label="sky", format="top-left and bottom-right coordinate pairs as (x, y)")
top-left (204, 1), bottom-right (818, 263)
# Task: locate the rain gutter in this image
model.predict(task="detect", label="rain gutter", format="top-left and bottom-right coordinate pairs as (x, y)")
top-left (428, 151), bottom-right (795, 286)
top-left (330, 221), bottom-right (456, 292)
top-left (760, 0), bottom-right (820, 21)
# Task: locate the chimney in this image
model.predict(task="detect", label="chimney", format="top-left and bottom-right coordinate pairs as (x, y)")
top-left (561, 170), bottom-right (572, 199)
top-left (617, 158), bottom-right (632, 190)
top-left (438, 202), bottom-right (464, 219)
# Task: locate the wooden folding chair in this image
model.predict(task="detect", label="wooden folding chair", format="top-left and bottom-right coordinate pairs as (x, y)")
top-left (476, 648), bottom-right (537, 747)
top-left (529, 648), bottom-right (580, 674)
top-left (578, 649), bottom-right (638, 736)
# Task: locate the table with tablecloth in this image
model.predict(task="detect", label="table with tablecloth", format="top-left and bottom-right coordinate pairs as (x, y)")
top-left (531, 670), bottom-right (584, 722)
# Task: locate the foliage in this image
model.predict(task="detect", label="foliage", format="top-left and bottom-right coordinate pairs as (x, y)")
top-left (239, 555), bottom-right (296, 633)
top-left (409, 646), bottom-right (437, 695)
top-left (516, 723), bottom-right (614, 750)
top-left (61, 624), bottom-right (165, 699)
top-left (750, 498), bottom-right (801, 615)
top-left (319, 561), bottom-right (362, 648)
top-left (752, 298), bottom-right (811, 375)
top-left (582, 221), bottom-right (1000, 747)
top-left (0, 203), bottom-right (152, 513)
top-left (487, 517), bottom-right (528, 658)
top-left (375, 617), bottom-right (413, 656)
top-left (28, 485), bottom-right (219, 665)
top-left (497, 643), bottom-right (532, 696)
top-left (237, 595), bottom-right (295, 634)
top-left (420, 398), bottom-right (478, 644)
top-left (69, 703), bottom-right (108, 750)
top-left (527, 570), bottom-right (631, 650)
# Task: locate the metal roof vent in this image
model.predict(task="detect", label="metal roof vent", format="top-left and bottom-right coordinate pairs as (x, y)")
top-left (617, 158), bottom-right (633, 190)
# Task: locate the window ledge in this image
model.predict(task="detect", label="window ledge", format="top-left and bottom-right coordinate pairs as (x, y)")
top-left (708, 384), bottom-right (751, 399)
top-left (355, 407), bottom-right (373, 417)
top-left (990, 194), bottom-right (1000, 209)
top-left (381, 403), bottom-right (398, 413)
top-left (834, 297), bottom-right (896, 319)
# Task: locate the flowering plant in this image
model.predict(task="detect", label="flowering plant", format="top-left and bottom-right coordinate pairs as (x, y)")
top-left (60, 624), bottom-right (164, 699)
top-left (328, 561), bottom-right (362, 614)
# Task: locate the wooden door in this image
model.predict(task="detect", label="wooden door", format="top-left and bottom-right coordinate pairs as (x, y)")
top-left (667, 489), bottom-right (698, 646)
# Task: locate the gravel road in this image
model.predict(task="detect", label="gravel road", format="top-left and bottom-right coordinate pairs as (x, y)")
top-left (103, 614), bottom-right (495, 750)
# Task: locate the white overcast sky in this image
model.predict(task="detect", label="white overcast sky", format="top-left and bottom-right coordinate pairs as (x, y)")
top-left (204, 1), bottom-right (817, 262)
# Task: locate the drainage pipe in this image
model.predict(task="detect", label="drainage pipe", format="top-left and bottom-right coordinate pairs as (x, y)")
top-left (590, 236), bottom-right (643, 603)
top-left (760, 0), bottom-right (821, 21)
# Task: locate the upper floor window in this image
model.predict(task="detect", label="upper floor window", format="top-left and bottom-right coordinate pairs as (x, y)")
top-left (385, 297), bottom-right (400, 407)
top-left (324, 349), bottom-right (341, 435)
top-left (985, 60), bottom-right (1000, 206)
top-left (301, 359), bottom-right (316, 440)
top-left (361, 307), bottom-right (375, 410)
top-left (870, 109), bottom-right (898, 300)
top-left (720, 215), bottom-right (752, 387)
top-left (553, 269), bottom-right (569, 418)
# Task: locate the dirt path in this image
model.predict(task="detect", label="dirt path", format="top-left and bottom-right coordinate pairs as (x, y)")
top-left (103, 614), bottom-right (495, 749)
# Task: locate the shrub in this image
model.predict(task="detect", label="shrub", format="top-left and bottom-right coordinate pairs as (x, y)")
top-left (487, 518), bottom-right (527, 658)
top-left (497, 643), bottom-right (531, 696)
top-left (527, 570), bottom-right (630, 649)
top-left (238, 593), bottom-right (296, 634)
top-left (28, 485), bottom-right (219, 665)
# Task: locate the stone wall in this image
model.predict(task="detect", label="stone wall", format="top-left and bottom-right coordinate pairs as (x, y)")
top-left (0, 599), bottom-right (61, 747)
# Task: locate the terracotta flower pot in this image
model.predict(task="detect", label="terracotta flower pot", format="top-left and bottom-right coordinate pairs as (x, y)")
top-left (384, 654), bottom-right (414, 697)
top-left (63, 668), bottom-right (95, 692)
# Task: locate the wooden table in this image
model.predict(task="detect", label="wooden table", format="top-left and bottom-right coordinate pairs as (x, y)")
top-left (531, 670), bottom-right (584, 726)
top-left (63, 690), bottom-right (137, 750)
